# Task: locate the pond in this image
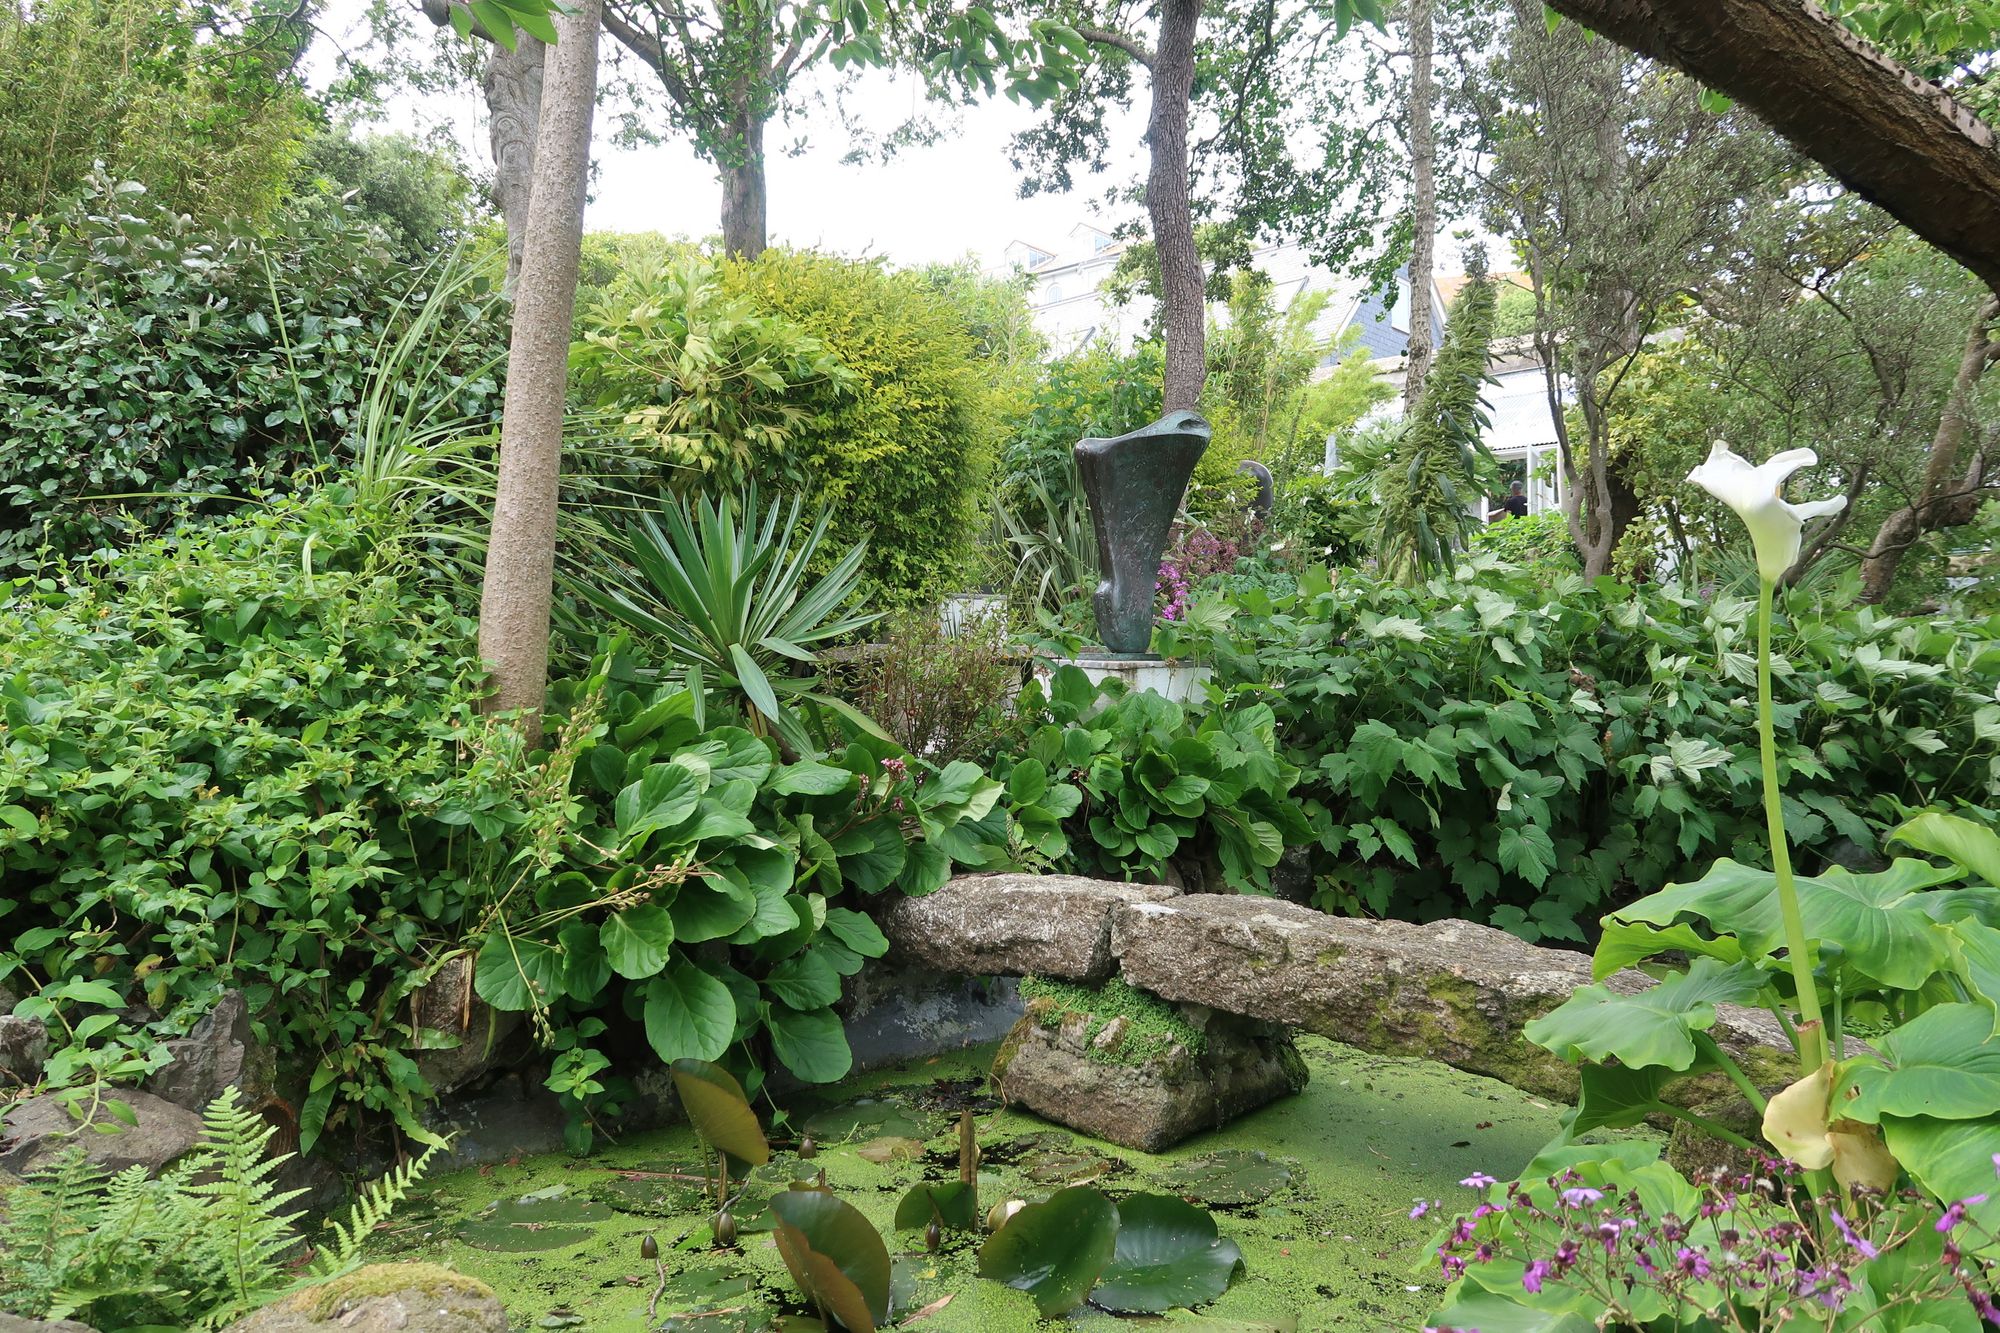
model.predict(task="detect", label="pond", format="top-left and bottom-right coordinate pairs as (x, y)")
top-left (361, 1037), bottom-right (1594, 1330)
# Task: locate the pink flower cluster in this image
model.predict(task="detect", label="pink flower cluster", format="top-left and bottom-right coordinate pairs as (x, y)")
top-left (1155, 559), bottom-right (1191, 622)
top-left (1417, 1154), bottom-right (2000, 1331)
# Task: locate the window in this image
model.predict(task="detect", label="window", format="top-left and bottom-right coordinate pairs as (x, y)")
top-left (1047, 284), bottom-right (1065, 302)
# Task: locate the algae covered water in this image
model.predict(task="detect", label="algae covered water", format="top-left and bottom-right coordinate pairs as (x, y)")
top-left (361, 1038), bottom-right (1585, 1330)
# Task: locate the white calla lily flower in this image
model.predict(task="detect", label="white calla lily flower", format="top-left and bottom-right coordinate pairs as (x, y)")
top-left (1687, 442), bottom-right (1847, 583)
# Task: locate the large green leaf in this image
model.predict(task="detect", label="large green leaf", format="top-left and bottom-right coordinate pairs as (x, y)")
top-left (762, 950), bottom-right (843, 1010)
top-left (1523, 957), bottom-right (1765, 1071)
top-left (822, 907), bottom-right (888, 958)
top-left (1892, 812), bottom-right (2000, 887)
top-left (1088, 1193), bottom-right (1243, 1313)
top-left (1427, 1290), bottom-right (1598, 1333)
top-left (1880, 1114), bottom-right (2000, 1242)
top-left (1568, 1059), bottom-right (1714, 1138)
top-left (684, 726), bottom-right (774, 787)
top-left (600, 904), bottom-right (675, 980)
top-left (1612, 858), bottom-right (1959, 991)
top-left (613, 761), bottom-right (705, 849)
top-left (1947, 921), bottom-right (2000, 1021)
top-left (1590, 919), bottom-right (1742, 982)
top-left (473, 933), bottom-right (563, 1012)
top-left (642, 962), bottom-right (736, 1063)
top-left (766, 1003), bottom-right (852, 1083)
top-left (976, 1185), bottom-right (1119, 1317)
top-left (671, 873), bottom-right (759, 943)
top-left (834, 819), bottom-right (906, 894)
top-left (669, 1058), bottom-right (769, 1166)
top-left (770, 1189), bottom-right (892, 1332)
top-left (1844, 1004), bottom-right (2000, 1121)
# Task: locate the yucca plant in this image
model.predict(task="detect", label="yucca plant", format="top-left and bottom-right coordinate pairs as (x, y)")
top-left (585, 487), bottom-right (885, 751)
top-left (994, 450), bottom-right (1098, 619)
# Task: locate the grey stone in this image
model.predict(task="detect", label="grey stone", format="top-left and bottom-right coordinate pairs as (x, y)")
top-left (149, 991), bottom-right (275, 1112)
top-left (411, 955), bottom-right (523, 1097)
top-left (994, 996), bottom-right (1307, 1152)
top-left (0, 1315), bottom-right (98, 1333)
top-left (883, 874), bottom-right (1179, 983)
top-left (1, 1089), bottom-right (205, 1176)
top-left (0, 982), bottom-right (18, 1016)
top-left (218, 1264), bottom-right (507, 1332)
top-left (0, 1015), bottom-right (49, 1083)
top-left (1111, 896), bottom-right (1795, 1104)
top-left (1666, 1097), bottom-right (1763, 1184)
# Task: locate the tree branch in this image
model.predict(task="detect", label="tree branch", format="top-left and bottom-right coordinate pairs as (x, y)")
top-left (1075, 24), bottom-right (1155, 68)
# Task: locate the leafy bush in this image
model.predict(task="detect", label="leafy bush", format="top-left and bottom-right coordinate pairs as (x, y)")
top-left (0, 1092), bottom-right (435, 1329)
top-left (1180, 559), bottom-right (2000, 939)
top-left (474, 663), bottom-right (1006, 1147)
top-left (722, 249), bottom-right (1006, 607)
top-left (0, 494), bottom-right (523, 1145)
top-left (998, 341), bottom-right (1165, 513)
top-left (1469, 509), bottom-right (1578, 576)
top-left (983, 667), bottom-right (1315, 892)
top-left (571, 257), bottom-right (855, 489)
top-left (0, 177), bottom-right (506, 570)
top-left (831, 610), bottom-right (1023, 762)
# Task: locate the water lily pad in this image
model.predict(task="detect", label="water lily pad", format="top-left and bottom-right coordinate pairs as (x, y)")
top-left (673, 1059), bottom-right (771, 1166)
top-left (593, 1173), bottom-right (709, 1217)
top-left (455, 1219), bottom-right (598, 1251)
top-left (1156, 1150), bottom-right (1293, 1206)
top-left (770, 1189), bottom-right (893, 1332)
top-left (855, 1136), bottom-right (923, 1164)
top-left (801, 1097), bottom-right (933, 1144)
top-left (976, 1185), bottom-right (1119, 1318)
top-left (655, 1265), bottom-right (763, 1331)
top-left (1089, 1192), bottom-right (1244, 1313)
top-left (493, 1190), bottom-right (613, 1224)
top-left (1023, 1146), bottom-right (1116, 1185)
top-left (892, 1180), bottom-right (979, 1232)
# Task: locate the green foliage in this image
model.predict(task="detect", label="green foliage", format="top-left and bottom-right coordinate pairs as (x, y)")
top-left (974, 1184), bottom-right (1243, 1316)
top-left (998, 341), bottom-right (1165, 513)
top-left (292, 128), bottom-right (484, 259)
top-left (0, 0), bottom-right (314, 224)
top-left (1181, 560), bottom-right (2000, 939)
top-left (583, 488), bottom-right (883, 752)
top-left (723, 249), bottom-right (1005, 607)
top-left (1020, 975), bottom-right (1209, 1067)
top-left (0, 176), bottom-right (507, 571)
top-left (1193, 272), bottom-right (1332, 520)
top-left (1470, 511), bottom-right (1579, 578)
top-left (770, 1189), bottom-right (893, 1331)
top-left (977, 1185), bottom-right (1121, 1317)
top-left (983, 667), bottom-right (1314, 892)
top-left (0, 1090), bottom-right (434, 1329)
top-left (830, 610), bottom-right (1020, 763)
top-left (474, 662), bottom-right (1004, 1145)
top-left (0, 494), bottom-right (524, 1145)
top-left (571, 257), bottom-right (856, 489)
top-left (1373, 264), bottom-right (1498, 582)
top-left (1521, 811), bottom-right (2000, 1245)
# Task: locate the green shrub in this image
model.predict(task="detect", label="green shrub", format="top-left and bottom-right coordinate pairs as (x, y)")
top-left (0, 178), bottom-right (506, 570)
top-left (0, 493), bottom-right (523, 1145)
top-left (1470, 509), bottom-right (1578, 576)
top-left (998, 341), bottom-right (1165, 513)
top-left (1181, 559), bottom-right (2000, 940)
top-left (477, 663), bottom-right (1008, 1146)
top-left (722, 250), bottom-right (1004, 607)
top-left (984, 667), bottom-right (1315, 892)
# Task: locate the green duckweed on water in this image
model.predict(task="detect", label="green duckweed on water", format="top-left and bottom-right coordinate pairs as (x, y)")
top-left (361, 1037), bottom-right (1608, 1332)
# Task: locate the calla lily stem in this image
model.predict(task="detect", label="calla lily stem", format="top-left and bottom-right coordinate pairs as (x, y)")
top-left (1755, 578), bottom-right (1827, 1073)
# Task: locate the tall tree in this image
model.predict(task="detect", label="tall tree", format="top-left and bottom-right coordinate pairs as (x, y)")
top-left (1535, 0), bottom-right (2000, 294)
top-left (476, 0), bottom-right (604, 738)
top-left (1476, 1), bottom-right (1784, 577)
top-left (1400, 0), bottom-right (1437, 409)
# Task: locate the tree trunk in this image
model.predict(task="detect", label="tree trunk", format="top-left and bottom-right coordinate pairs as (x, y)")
top-left (1539, 0), bottom-right (2000, 294)
top-left (1148, 0), bottom-right (1206, 413)
top-left (1858, 298), bottom-right (2000, 601)
top-left (475, 0), bottom-right (602, 741)
top-left (720, 110), bottom-right (768, 259)
top-left (482, 39), bottom-right (546, 290)
top-left (1402, 0), bottom-right (1437, 411)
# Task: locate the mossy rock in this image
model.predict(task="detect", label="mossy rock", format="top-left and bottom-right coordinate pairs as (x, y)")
top-left (219, 1263), bottom-right (506, 1332)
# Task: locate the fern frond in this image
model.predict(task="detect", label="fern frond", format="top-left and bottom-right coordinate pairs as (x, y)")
top-left (309, 1144), bottom-right (440, 1280)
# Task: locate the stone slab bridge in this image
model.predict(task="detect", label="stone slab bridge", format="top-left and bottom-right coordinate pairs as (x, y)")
top-left (879, 874), bottom-right (1792, 1153)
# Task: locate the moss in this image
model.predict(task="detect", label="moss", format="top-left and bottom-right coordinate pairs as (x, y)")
top-left (354, 1038), bottom-right (1620, 1330)
top-left (1017, 975), bottom-right (1208, 1069)
top-left (294, 1262), bottom-right (496, 1320)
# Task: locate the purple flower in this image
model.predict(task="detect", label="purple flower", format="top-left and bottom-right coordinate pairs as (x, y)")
top-left (1409, 1200), bottom-right (1430, 1220)
top-left (1676, 1248), bottom-right (1712, 1280)
top-left (1937, 1195), bottom-right (1989, 1233)
top-left (1560, 1186), bottom-right (1604, 1208)
top-left (1830, 1209), bottom-right (1878, 1259)
top-left (1522, 1259), bottom-right (1553, 1294)
top-left (1460, 1172), bottom-right (1498, 1189)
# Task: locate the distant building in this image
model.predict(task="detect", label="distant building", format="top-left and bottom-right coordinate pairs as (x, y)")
top-left (1001, 224), bottom-right (1564, 519)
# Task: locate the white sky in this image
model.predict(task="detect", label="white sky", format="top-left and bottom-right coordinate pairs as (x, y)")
top-left (309, 2), bottom-right (1139, 267)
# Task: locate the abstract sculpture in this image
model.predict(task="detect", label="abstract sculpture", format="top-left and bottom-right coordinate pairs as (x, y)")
top-left (1074, 410), bottom-right (1212, 654)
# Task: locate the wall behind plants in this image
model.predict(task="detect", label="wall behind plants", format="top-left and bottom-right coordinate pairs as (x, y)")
top-left (1174, 559), bottom-right (2000, 941)
top-left (0, 178), bottom-right (506, 571)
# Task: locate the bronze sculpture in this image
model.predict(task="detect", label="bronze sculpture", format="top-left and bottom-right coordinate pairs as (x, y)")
top-left (1074, 410), bottom-right (1212, 654)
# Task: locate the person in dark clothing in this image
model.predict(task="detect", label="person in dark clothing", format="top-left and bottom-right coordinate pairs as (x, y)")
top-left (1492, 480), bottom-right (1528, 521)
